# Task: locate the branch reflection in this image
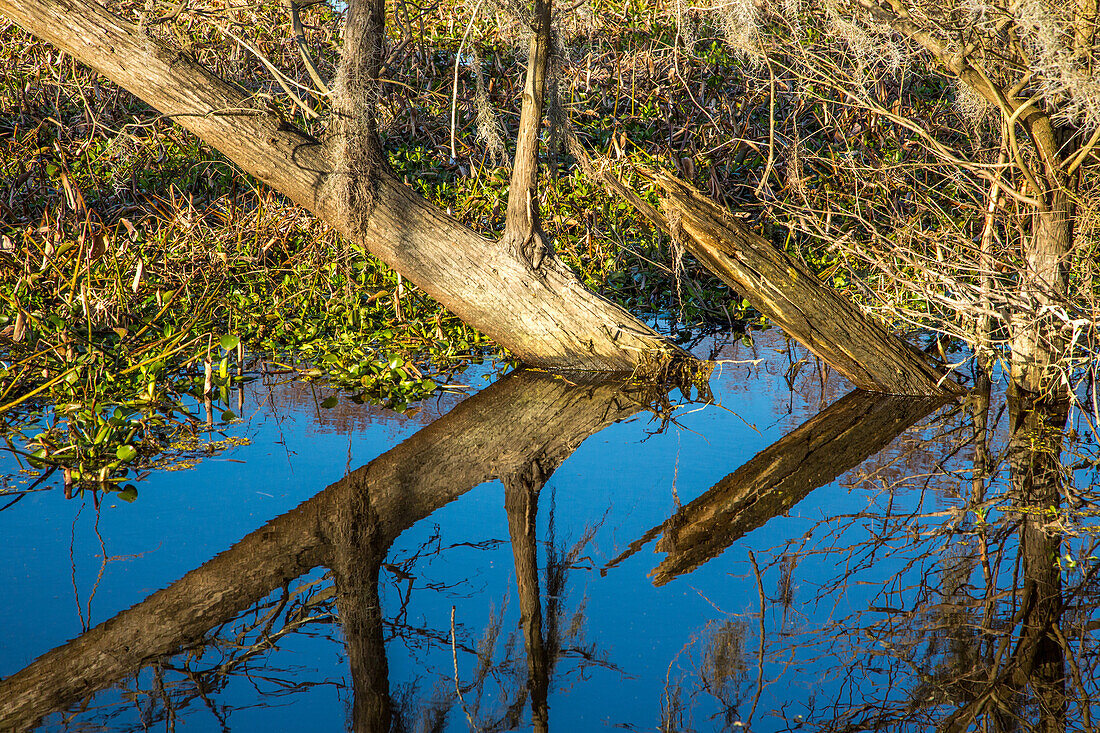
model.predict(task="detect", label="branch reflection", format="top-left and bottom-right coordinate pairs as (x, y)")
top-left (613, 387), bottom-right (947, 585)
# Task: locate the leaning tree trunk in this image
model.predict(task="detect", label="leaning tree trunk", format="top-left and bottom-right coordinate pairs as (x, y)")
top-left (612, 168), bottom-right (963, 396)
top-left (0, 0), bottom-right (685, 374)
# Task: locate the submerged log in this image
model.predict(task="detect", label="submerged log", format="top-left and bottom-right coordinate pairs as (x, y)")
top-left (0, 0), bottom-right (684, 374)
top-left (610, 388), bottom-right (946, 586)
top-left (0, 369), bottom-right (651, 731)
top-left (628, 168), bottom-right (962, 395)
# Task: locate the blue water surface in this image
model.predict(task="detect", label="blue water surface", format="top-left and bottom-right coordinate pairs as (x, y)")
top-left (2, 329), bottom-right (1096, 732)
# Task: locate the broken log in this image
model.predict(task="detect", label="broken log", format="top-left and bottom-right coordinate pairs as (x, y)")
top-left (651, 171), bottom-right (963, 395)
top-left (608, 387), bottom-right (946, 585)
top-left (0, 0), bottom-right (685, 374)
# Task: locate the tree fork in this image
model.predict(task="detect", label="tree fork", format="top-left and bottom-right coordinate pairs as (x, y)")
top-left (0, 0), bottom-right (687, 373)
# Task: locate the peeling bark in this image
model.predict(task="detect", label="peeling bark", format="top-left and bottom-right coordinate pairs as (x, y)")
top-left (651, 171), bottom-right (963, 396)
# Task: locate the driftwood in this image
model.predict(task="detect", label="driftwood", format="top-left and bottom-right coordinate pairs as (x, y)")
top-left (0, 369), bottom-right (650, 731)
top-left (608, 388), bottom-right (946, 586)
top-left (0, 0), bottom-right (684, 374)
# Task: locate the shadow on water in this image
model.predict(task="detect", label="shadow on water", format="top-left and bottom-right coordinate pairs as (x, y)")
top-left (2, 351), bottom-right (1099, 732)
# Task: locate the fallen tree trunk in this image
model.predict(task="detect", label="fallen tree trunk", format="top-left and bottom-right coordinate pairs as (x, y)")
top-left (651, 171), bottom-right (963, 395)
top-left (0, 0), bottom-right (684, 373)
top-left (569, 148), bottom-right (964, 394)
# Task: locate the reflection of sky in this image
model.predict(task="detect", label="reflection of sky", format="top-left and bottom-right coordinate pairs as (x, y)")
top-left (2, 331), bottom-right (1096, 731)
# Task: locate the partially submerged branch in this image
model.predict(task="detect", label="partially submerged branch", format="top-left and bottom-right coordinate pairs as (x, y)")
top-left (584, 158), bottom-right (963, 396)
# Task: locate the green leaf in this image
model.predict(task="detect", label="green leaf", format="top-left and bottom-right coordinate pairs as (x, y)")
top-left (219, 334), bottom-right (240, 351)
top-left (116, 444), bottom-right (138, 462)
top-left (117, 485), bottom-right (138, 502)
top-left (220, 409), bottom-right (237, 422)
top-left (29, 448), bottom-right (48, 467)
top-left (321, 396), bottom-right (339, 408)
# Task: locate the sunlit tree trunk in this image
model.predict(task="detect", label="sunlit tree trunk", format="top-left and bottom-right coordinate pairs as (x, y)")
top-left (502, 0), bottom-right (553, 270)
top-left (0, 0), bottom-right (685, 374)
top-left (1011, 172), bottom-right (1076, 396)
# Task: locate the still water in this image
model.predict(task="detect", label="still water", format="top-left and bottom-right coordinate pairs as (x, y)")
top-left (2, 330), bottom-right (1098, 731)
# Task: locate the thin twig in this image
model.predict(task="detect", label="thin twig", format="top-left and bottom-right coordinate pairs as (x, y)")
top-left (450, 0), bottom-right (485, 160)
top-left (450, 606), bottom-right (479, 731)
top-left (747, 549), bottom-right (766, 727)
top-left (215, 23), bottom-right (320, 119)
top-left (755, 57), bottom-right (777, 198)
top-left (287, 0), bottom-right (331, 96)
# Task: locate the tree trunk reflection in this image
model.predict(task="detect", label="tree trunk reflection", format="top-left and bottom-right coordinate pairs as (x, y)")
top-left (0, 369), bottom-right (650, 731)
top-left (1008, 385), bottom-right (1068, 733)
top-left (613, 388), bottom-right (945, 585)
top-left (328, 486), bottom-right (391, 733)
top-left (504, 460), bottom-right (554, 733)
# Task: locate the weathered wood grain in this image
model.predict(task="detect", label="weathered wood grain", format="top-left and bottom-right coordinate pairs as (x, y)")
top-left (653, 171), bottom-right (964, 396)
